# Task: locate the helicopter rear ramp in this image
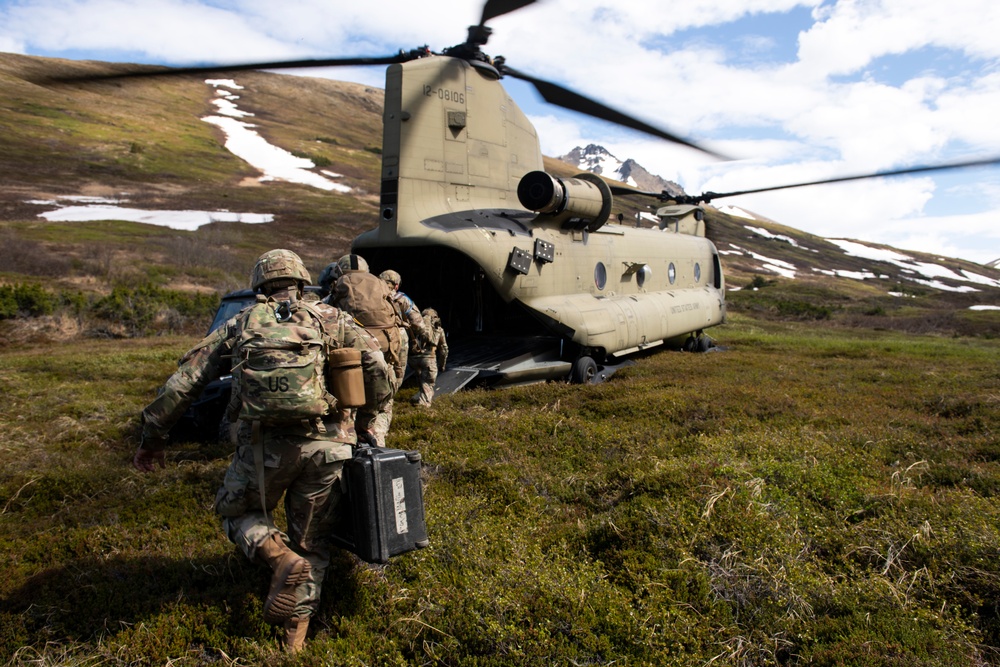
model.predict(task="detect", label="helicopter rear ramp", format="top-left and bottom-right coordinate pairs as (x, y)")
top-left (432, 335), bottom-right (572, 394)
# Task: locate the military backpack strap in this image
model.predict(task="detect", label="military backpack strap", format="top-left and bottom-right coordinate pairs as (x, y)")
top-left (390, 293), bottom-right (405, 328)
top-left (252, 420), bottom-right (272, 527)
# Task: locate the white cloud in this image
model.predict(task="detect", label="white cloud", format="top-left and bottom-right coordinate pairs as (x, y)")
top-left (798, 0), bottom-right (1000, 75)
top-left (527, 113), bottom-right (588, 159)
top-left (0, 34), bottom-right (25, 53)
top-left (2, 0), bottom-right (298, 63)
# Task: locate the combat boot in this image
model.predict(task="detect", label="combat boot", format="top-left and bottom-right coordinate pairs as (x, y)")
top-left (256, 533), bottom-right (311, 625)
top-left (284, 615), bottom-right (310, 653)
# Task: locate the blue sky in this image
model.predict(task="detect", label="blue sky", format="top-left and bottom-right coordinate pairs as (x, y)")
top-left (2, 0), bottom-right (999, 264)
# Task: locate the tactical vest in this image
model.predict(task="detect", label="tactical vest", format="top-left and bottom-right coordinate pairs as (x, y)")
top-left (232, 296), bottom-right (336, 424)
top-left (335, 272), bottom-right (397, 329)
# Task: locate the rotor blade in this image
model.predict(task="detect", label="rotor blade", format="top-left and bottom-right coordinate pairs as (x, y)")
top-left (480, 0), bottom-right (537, 25)
top-left (695, 155), bottom-right (1000, 203)
top-left (47, 54), bottom-right (411, 83)
top-left (608, 155), bottom-right (1000, 205)
top-left (608, 184), bottom-right (660, 197)
top-left (501, 64), bottom-right (726, 159)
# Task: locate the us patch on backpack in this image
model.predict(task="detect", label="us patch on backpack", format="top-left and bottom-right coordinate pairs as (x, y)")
top-left (233, 299), bottom-right (334, 424)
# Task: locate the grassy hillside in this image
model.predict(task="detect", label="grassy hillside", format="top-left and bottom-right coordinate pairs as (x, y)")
top-left (0, 53), bottom-right (385, 300)
top-left (2, 52), bottom-right (999, 343)
top-left (1, 314), bottom-right (999, 665)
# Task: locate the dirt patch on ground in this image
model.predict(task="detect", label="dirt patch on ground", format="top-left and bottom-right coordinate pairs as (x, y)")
top-left (0, 313), bottom-right (83, 346)
top-left (169, 281), bottom-right (221, 295)
top-left (76, 182), bottom-right (125, 198)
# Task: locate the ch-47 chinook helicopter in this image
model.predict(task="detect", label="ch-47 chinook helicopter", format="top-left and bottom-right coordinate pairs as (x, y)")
top-left (53, 0), bottom-right (1000, 394)
top-left (352, 24), bottom-right (730, 391)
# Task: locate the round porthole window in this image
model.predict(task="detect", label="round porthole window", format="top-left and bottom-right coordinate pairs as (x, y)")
top-left (668, 262), bottom-right (676, 285)
top-left (595, 262), bottom-right (607, 290)
top-left (694, 262), bottom-right (701, 283)
top-left (637, 264), bottom-right (651, 288)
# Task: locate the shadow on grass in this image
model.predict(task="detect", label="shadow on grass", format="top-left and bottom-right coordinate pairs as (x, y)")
top-left (0, 549), bottom-right (365, 661)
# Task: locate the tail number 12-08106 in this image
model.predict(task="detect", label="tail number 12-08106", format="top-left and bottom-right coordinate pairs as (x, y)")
top-left (423, 85), bottom-right (465, 104)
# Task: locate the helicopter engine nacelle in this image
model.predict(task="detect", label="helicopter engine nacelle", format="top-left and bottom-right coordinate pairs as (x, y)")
top-left (517, 171), bottom-right (613, 232)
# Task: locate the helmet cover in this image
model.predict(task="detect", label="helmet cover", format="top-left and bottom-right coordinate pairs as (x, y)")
top-left (250, 249), bottom-right (311, 291)
top-left (379, 269), bottom-right (402, 288)
top-left (337, 253), bottom-right (369, 274)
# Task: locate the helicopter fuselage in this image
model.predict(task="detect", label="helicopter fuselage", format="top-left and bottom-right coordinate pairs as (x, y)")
top-left (353, 54), bottom-right (725, 386)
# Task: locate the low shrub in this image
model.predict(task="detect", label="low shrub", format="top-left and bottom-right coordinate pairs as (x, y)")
top-left (91, 283), bottom-right (218, 336)
top-left (0, 283), bottom-right (56, 318)
top-left (0, 281), bottom-right (217, 336)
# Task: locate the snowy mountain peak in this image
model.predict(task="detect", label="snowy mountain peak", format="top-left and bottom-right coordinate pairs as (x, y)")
top-left (557, 145), bottom-right (685, 197)
top-left (559, 144), bottom-right (632, 184)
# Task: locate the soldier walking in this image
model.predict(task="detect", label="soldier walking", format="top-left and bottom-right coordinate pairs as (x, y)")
top-left (409, 307), bottom-right (448, 407)
top-left (379, 269), bottom-right (432, 378)
top-left (326, 254), bottom-right (400, 441)
top-left (133, 249), bottom-right (393, 653)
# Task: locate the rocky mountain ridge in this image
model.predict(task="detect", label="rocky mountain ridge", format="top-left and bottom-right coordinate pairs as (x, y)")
top-left (557, 144), bottom-right (685, 197)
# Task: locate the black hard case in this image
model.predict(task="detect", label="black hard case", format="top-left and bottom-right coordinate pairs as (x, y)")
top-left (331, 446), bottom-right (429, 563)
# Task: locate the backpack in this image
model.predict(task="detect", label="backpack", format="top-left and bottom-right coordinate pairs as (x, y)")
top-left (334, 272), bottom-right (397, 329)
top-left (232, 296), bottom-right (336, 424)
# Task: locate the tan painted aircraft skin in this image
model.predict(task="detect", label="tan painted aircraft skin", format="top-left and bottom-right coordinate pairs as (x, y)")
top-left (353, 54), bottom-right (725, 383)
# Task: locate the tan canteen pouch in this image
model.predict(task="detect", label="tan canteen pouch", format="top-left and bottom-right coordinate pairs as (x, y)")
top-left (328, 347), bottom-right (366, 407)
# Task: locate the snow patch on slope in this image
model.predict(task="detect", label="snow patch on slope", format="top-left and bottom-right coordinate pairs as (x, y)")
top-left (202, 79), bottom-right (351, 193)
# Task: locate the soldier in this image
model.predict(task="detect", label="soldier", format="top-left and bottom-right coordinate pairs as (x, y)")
top-left (410, 307), bottom-right (449, 407)
top-left (378, 269), bottom-right (432, 377)
top-left (133, 249), bottom-right (393, 653)
top-left (328, 254), bottom-right (400, 441)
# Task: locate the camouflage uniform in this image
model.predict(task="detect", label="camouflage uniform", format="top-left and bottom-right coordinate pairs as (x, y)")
top-left (379, 269), bottom-right (432, 377)
top-left (329, 255), bottom-right (400, 441)
top-left (410, 308), bottom-right (448, 407)
top-left (136, 250), bottom-right (393, 651)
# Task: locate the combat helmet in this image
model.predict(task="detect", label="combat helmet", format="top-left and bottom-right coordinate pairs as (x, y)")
top-left (337, 253), bottom-right (369, 274)
top-left (250, 249), bottom-right (311, 292)
top-left (379, 269), bottom-right (401, 289)
top-left (422, 307), bottom-right (440, 325)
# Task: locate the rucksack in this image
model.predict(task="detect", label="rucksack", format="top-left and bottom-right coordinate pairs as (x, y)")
top-left (334, 272), bottom-right (397, 329)
top-left (232, 296), bottom-right (335, 424)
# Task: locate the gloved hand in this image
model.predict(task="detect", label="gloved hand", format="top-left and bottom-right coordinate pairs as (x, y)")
top-left (134, 430), bottom-right (168, 472)
top-left (133, 447), bottom-right (166, 472)
top-left (140, 430), bottom-right (169, 450)
top-left (356, 430), bottom-right (378, 448)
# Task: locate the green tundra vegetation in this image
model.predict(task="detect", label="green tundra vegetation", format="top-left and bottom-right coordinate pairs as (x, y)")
top-left (2, 52), bottom-right (1000, 666)
top-left (1, 311), bottom-right (998, 666)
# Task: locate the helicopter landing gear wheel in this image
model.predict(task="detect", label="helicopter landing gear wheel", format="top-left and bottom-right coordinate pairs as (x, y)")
top-left (683, 331), bottom-right (714, 353)
top-left (570, 356), bottom-right (598, 384)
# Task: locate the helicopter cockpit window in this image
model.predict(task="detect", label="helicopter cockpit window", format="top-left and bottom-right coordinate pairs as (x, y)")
top-left (595, 262), bottom-right (607, 290)
top-left (694, 262), bottom-right (701, 283)
top-left (668, 262), bottom-right (676, 285)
